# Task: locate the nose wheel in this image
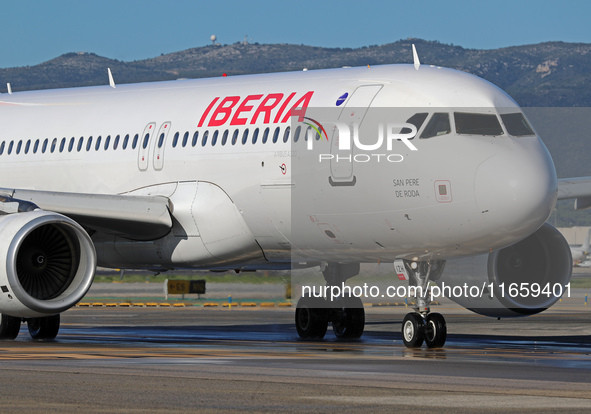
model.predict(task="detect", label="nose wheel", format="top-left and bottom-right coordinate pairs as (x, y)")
top-left (402, 312), bottom-right (447, 348)
top-left (424, 312), bottom-right (447, 348)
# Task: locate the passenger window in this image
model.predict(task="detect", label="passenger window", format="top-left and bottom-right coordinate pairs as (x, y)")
top-left (34, 139), bottom-right (39, 153)
top-left (242, 129), bottom-right (249, 145)
top-left (172, 132), bottom-right (179, 148)
top-left (401, 113), bottom-right (428, 136)
top-left (182, 132), bottom-right (189, 147)
top-left (51, 138), bottom-right (57, 153)
top-left (132, 134), bottom-right (139, 149)
top-left (17, 140), bottom-right (22, 154)
top-left (272, 127), bottom-right (280, 143)
top-left (293, 126), bottom-right (301, 143)
top-left (262, 127), bottom-right (270, 144)
top-left (113, 135), bottom-right (120, 150)
top-left (77, 137), bottom-right (84, 152)
top-left (25, 140), bottom-right (31, 154)
top-left (192, 131), bottom-right (199, 147)
top-left (454, 113), bottom-right (503, 136)
top-left (283, 127), bottom-right (290, 143)
top-left (141, 133), bottom-right (149, 149)
top-left (500, 113), bottom-right (535, 137)
top-left (86, 136), bottom-right (93, 151)
top-left (305, 125), bottom-right (320, 141)
top-left (42, 139), bottom-right (48, 153)
top-left (252, 128), bottom-right (259, 144)
top-left (8, 141), bottom-right (13, 155)
top-left (0, 141), bottom-right (4, 155)
top-left (59, 138), bottom-right (66, 153)
top-left (211, 130), bottom-right (218, 146)
top-left (202, 131), bottom-right (209, 146)
top-left (232, 129), bottom-right (239, 145)
top-left (104, 135), bottom-right (111, 150)
top-left (221, 130), bottom-right (229, 146)
top-left (96, 136), bottom-right (102, 151)
top-left (421, 113), bottom-right (451, 139)
top-left (68, 137), bottom-right (75, 152)
top-left (123, 134), bottom-right (129, 149)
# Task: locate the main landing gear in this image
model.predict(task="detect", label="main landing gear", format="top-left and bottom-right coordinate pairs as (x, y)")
top-left (401, 261), bottom-right (447, 348)
top-left (0, 313), bottom-right (61, 341)
top-left (295, 295), bottom-right (365, 340)
top-left (295, 263), bottom-right (365, 340)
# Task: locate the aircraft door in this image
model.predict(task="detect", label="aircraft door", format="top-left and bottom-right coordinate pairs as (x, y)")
top-left (138, 122), bottom-right (156, 171)
top-left (330, 84), bottom-right (383, 186)
top-left (153, 122), bottom-right (171, 171)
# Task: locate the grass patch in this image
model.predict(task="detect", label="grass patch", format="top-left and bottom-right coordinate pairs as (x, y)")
top-left (570, 278), bottom-right (591, 289)
top-left (94, 270), bottom-right (289, 284)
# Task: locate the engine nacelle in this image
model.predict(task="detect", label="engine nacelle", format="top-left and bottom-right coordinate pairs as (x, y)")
top-left (436, 223), bottom-right (572, 317)
top-left (0, 211), bottom-right (96, 318)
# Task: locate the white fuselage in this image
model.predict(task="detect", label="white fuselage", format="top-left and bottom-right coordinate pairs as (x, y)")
top-left (0, 65), bottom-right (558, 269)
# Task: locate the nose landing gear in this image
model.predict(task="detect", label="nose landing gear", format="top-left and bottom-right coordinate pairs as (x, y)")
top-left (401, 260), bottom-right (447, 348)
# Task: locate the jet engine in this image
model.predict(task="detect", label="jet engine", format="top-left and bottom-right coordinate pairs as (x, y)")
top-left (0, 211), bottom-right (96, 318)
top-left (436, 223), bottom-right (572, 317)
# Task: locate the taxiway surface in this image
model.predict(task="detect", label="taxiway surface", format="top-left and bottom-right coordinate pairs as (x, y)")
top-left (1, 286), bottom-right (591, 413)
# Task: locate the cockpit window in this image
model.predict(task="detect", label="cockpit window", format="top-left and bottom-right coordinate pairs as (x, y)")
top-left (454, 112), bottom-right (503, 136)
top-left (401, 113), bottom-right (428, 136)
top-left (420, 113), bottom-right (451, 138)
top-left (500, 113), bottom-right (535, 137)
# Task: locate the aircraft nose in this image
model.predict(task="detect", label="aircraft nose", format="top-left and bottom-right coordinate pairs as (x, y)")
top-left (474, 137), bottom-right (557, 239)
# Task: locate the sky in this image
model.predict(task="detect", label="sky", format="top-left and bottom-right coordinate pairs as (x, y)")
top-left (1, 0), bottom-right (590, 68)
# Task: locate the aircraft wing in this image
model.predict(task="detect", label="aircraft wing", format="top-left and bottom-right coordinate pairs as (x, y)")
top-left (0, 187), bottom-right (172, 241)
top-left (558, 177), bottom-right (591, 210)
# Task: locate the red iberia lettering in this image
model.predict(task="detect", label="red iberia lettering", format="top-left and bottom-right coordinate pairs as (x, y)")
top-left (198, 91), bottom-right (315, 127)
top-left (251, 93), bottom-right (283, 124)
top-left (281, 91), bottom-right (314, 123)
top-left (198, 97), bottom-right (219, 127)
top-left (231, 94), bottom-right (263, 125)
top-left (209, 96), bottom-right (240, 127)
top-left (273, 92), bottom-right (296, 124)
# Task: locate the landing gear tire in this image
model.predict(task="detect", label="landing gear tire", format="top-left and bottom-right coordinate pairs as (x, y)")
top-left (0, 313), bottom-right (21, 340)
top-left (425, 313), bottom-right (447, 348)
top-left (27, 314), bottom-right (60, 340)
top-left (332, 296), bottom-right (365, 339)
top-left (402, 312), bottom-right (425, 348)
top-left (295, 296), bottom-right (328, 340)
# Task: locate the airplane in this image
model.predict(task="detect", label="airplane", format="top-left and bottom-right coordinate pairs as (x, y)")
top-left (570, 228), bottom-right (590, 265)
top-left (0, 46), bottom-right (590, 348)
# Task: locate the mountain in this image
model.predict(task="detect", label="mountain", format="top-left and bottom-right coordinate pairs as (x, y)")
top-left (3, 39), bottom-right (591, 107)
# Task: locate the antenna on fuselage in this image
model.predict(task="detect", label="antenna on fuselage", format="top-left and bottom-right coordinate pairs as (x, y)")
top-left (7, 83), bottom-right (12, 94)
top-left (108, 68), bottom-right (116, 88)
top-left (412, 44), bottom-right (421, 70)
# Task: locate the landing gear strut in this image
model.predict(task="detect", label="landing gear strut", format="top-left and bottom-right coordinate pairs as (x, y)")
top-left (401, 260), bottom-right (447, 348)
